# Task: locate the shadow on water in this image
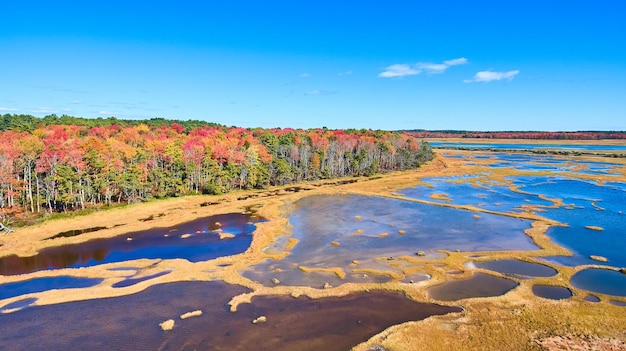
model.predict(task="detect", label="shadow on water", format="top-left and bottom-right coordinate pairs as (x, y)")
top-left (47, 226), bottom-right (109, 239)
top-left (112, 270), bottom-right (173, 288)
top-left (0, 213), bottom-right (263, 276)
top-left (0, 276), bottom-right (103, 300)
top-left (0, 281), bottom-right (461, 351)
top-left (0, 298), bottom-right (38, 312)
top-left (427, 273), bottom-right (518, 301)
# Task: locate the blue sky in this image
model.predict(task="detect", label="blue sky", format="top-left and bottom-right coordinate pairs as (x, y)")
top-left (1, 1), bottom-right (625, 131)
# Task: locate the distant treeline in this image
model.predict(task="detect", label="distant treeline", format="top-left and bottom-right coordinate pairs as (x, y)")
top-left (1, 114), bottom-right (219, 133)
top-left (406, 130), bottom-right (626, 140)
top-left (0, 114), bottom-right (433, 215)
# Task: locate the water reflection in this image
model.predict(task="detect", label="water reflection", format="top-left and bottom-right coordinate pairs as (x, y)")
top-left (0, 281), bottom-right (461, 351)
top-left (532, 285), bottom-right (572, 300)
top-left (402, 177), bottom-right (553, 213)
top-left (571, 269), bottom-right (626, 297)
top-left (0, 276), bottom-right (103, 300)
top-left (427, 273), bottom-right (518, 301)
top-left (471, 260), bottom-right (557, 279)
top-left (0, 213), bottom-right (262, 276)
top-left (403, 161), bottom-right (626, 268)
top-left (244, 194), bottom-right (535, 287)
top-left (516, 178), bottom-right (626, 267)
top-left (431, 142), bottom-right (626, 152)
top-left (0, 298), bottom-right (38, 312)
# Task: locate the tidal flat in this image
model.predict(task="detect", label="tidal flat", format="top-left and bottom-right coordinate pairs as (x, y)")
top-left (1, 141), bottom-right (626, 350)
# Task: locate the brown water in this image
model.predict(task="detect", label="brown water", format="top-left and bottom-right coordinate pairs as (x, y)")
top-left (532, 285), bottom-right (572, 300)
top-left (0, 281), bottom-right (461, 351)
top-left (471, 259), bottom-right (557, 279)
top-left (0, 213), bottom-right (261, 276)
top-left (427, 273), bottom-right (519, 301)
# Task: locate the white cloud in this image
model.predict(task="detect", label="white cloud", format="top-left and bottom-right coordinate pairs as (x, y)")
top-left (444, 57), bottom-right (468, 66)
top-left (464, 70), bottom-right (520, 83)
top-left (338, 70), bottom-right (353, 76)
top-left (299, 73), bottom-right (311, 78)
top-left (379, 57), bottom-right (468, 78)
top-left (378, 64), bottom-right (421, 78)
top-left (98, 110), bottom-right (115, 115)
top-left (0, 107), bottom-right (18, 112)
top-left (417, 63), bottom-right (448, 74)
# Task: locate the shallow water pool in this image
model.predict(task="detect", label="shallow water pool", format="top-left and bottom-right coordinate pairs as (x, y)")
top-left (0, 213), bottom-right (262, 276)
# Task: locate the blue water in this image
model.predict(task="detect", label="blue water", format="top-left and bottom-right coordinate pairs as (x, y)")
top-left (413, 152), bottom-right (626, 268)
top-left (0, 213), bottom-right (263, 275)
top-left (571, 269), bottom-right (626, 296)
top-left (0, 298), bottom-right (38, 312)
top-left (431, 142), bottom-right (626, 151)
top-left (243, 194), bottom-right (536, 287)
top-left (0, 276), bottom-right (103, 300)
top-left (401, 176), bottom-right (553, 213)
top-left (512, 178), bottom-right (626, 267)
top-left (481, 153), bottom-right (619, 176)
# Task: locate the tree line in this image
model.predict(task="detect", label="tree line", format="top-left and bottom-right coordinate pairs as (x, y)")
top-left (407, 130), bottom-right (626, 140)
top-left (0, 115), bottom-right (433, 216)
top-left (1, 113), bottom-right (219, 133)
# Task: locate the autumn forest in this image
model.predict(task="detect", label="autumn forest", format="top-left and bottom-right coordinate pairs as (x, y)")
top-left (0, 114), bottom-right (433, 219)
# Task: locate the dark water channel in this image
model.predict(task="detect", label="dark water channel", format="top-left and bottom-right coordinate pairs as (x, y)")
top-left (0, 281), bottom-right (461, 351)
top-left (0, 213), bottom-right (262, 276)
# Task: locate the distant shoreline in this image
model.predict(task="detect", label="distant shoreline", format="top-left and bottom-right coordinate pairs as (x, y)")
top-left (424, 138), bottom-right (626, 145)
